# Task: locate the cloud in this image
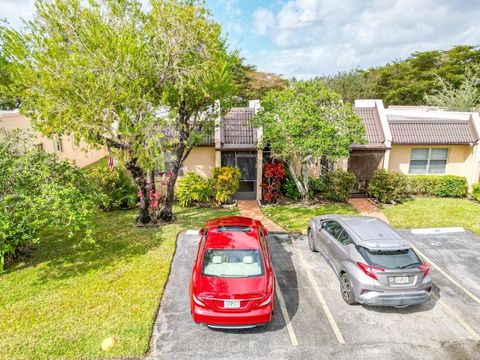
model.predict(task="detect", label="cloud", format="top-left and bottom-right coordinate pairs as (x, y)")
top-left (252, 8), bottom-right (275, 35)
top-left (250, 0), bottom-right (480, 78)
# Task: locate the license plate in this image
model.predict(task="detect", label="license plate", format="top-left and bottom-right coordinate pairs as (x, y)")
top-left (394, 276), bottom-right (409, 284)
top-left (224, 300), bottom-right (241, 308)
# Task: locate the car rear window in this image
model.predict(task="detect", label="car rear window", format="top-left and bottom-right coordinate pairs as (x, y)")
top-left (202, 249), bottom-right (263, 277)
top-left (214, 226), bottom-right (253, 233)
top-left (358, 247), bottom-right (421, 269)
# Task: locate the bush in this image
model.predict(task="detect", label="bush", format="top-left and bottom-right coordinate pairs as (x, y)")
top-left (261, 162), bottom-right (285, 203)
top-left (86, 165), bottom-right (137, 210)
top-left (213, 167), bottom-right (241, 204)
top-left (176, 173), bottom-right (212, 207)
top-left (472, 182), bottom-right (480, 201)
top-left (368, 169), bottom-right (407, 203)
top-left (282, 175), bottom-right (301, 200)
top-left (407, 175), bottom-right (467, 197)
top-left (317, 169), bottom-right (356, 202)
top-left (1, 130), bottom-right (95, 270)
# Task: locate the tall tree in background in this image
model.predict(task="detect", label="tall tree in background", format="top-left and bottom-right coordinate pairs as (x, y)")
top-left (254, 81), bottom-right (365, 202)
top-left (1, 0), bottom-right (237, 225)
top-left (319, 69), bottom-right (372, 105)
top-left (322, 45), bottom-right (480, 106)
top-left (425, 65), bottom-right (480, 111)
top-left (234, 62), bottom-right (287, 102)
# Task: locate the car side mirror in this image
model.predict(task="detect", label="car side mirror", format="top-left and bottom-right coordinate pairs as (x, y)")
top-left (199, 227), bottom-right (205, 236)
top-left (320, 222), bottom-right (325, 229)
top-left (264, 228), bottom-right (269, 236)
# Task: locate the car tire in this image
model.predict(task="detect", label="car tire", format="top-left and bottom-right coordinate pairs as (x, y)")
top-left (340, 273), bottom-right (357, 305)
top-left (307, 228), bottom-right (318, 252)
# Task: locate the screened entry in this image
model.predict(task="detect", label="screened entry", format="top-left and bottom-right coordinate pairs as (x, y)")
top-left (221, 151), bottom-right (257, 200)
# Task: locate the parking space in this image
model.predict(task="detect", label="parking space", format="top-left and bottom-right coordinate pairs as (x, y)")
top-left (148, 230), bottom-right (480, 360)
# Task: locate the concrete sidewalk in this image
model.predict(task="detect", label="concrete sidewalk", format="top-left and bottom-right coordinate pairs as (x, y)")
top-left (237, 200), bottom-right (285, 232)
top-left (348, 198), bottom-right (389, 223)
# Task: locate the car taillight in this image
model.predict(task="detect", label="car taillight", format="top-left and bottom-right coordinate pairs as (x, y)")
top-left (357, 262), bottom-right (384, 280)
top-left (258, 293), bottom-right (273, 307)
top-left (193, 294), bottom-right (206, 307)
top-left (418, 262), bottom-right (430, 278)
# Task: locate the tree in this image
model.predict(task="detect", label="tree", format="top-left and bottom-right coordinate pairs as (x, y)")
top-left (424, 65), bottom-right (480, 111)
top-left (319, 69), bottom-right (372, 105)
top-left (0, 130), bottom-right (95, 270)
top-left (254, 81), bottom-right (365, 202)
top-left (1, 0), bottom-right (237, 225)
top-left (233, 62), bottom-right (287, 103)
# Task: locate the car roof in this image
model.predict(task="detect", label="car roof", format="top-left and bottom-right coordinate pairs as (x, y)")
top-left (204, 216), bottom-right (263, 250)
top-left (318, 215), bottom-right (409, 249)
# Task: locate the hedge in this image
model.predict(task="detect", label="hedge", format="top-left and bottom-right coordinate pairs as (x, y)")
top-left (407, 175), bottom-right (467, 197)
top-left (368, 170), bottom-right (468, 203)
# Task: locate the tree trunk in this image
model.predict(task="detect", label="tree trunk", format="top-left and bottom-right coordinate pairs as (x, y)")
top-left (125, 158), bottom-right (152, 226)
top-left (301, 163), bottom-right (310, 203)
top-left (288, 163), bottom-right (307, 202)
top-left (158, 142), bottom-right (189, 222)
top-left (147, 171), bottom-right (156, 193)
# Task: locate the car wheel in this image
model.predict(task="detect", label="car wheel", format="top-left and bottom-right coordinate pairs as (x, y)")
top-left (340, 273), bottom-right (356, 305)
top-left (307, 228), bottom-right (318, 252)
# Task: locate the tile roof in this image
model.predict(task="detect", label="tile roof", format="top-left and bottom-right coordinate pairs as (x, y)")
top-left (221, 108), bottom-right (257, 148)
top-left (352, 107), bottom-right (386, 149)
top-left (388, 116), bottom-right (478, 144)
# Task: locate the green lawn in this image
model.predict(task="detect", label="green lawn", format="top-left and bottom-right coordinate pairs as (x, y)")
top-left (262, 202), bottom-right (358, 233)
top-left (383, 197), bottom-right (480, 236)
top-left (0, 206), bottom-right (238, 360)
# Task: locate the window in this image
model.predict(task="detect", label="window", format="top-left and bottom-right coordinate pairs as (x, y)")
top-left (35, 143), bottom-right (44, 151)
top-left (54, 138), bottom-right (63, 152)
top-left (358, 247), bottom-right (421, 269)
top-left (336, 230), bottom-right (354, 246)
top-left (202, 249), bottom-right (264, 277)
top-left (324, 221), bottom-right (343, 239)
top-left (409, 148), bottom-right (448, 174)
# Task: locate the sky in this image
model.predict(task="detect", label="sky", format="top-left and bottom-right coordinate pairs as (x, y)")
top-left (2, 0), bottom-right (480, 78)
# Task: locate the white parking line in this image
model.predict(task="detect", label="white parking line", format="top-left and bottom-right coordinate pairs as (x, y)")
top-left (412, 245), bottom-right (480, 305)
top-left (292, 239), bottom-right (346, 344)
top-left (434, 294), bottom-right (480, 341)
top-left (275, 278), bottom-right (299, 347)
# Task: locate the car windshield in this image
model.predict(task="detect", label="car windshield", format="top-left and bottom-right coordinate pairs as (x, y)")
top-left (202, 249), bottom-right (264, 278)
top-left (358, 247), bottom-right (421, 269)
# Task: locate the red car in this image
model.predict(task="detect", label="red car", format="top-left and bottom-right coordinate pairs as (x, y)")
top-left (190, 216), bottom-right (275, 329)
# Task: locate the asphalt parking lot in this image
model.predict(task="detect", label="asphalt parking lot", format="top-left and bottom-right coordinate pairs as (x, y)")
top-left (148, 229), bottom-right (480, 360)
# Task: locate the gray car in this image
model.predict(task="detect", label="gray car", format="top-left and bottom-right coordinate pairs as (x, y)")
top-left (307, 215), bottom-right (432, 308)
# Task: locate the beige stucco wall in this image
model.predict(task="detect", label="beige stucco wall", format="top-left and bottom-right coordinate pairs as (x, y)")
top-left (0, 112), bottom-right (107, 168)
top-left (182, 146), bottom-right (216, 178)
top-left (388, 144), bottom-right (477, 183)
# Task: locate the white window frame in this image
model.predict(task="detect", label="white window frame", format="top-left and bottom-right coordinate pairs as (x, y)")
top-left (408, 147), bottom-right (448, 174)
top-left (54, 137), bottom-right (63, 153)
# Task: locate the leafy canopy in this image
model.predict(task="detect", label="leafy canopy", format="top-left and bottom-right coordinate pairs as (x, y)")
top-left (1, 0), bottom-right (237, 171)
top-left (0, 130), bottom-right (95, 270)
top-left (255, 81), bottom-right (365, 163)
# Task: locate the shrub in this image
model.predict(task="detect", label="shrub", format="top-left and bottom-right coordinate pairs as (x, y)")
top-left (368, 169), bottom-right (407, 203)
top-left (212, 167), bottom-right (241, 204)
top-left (86, 165), bottom-right (137, 210)
top-left (471, 182), bottom-right (480, 201)
top-left (0, 130), bottom-right (95, 270)
top-left (261, 162), bottom-right (285, 203)
top-left (176, 173), bottom-right (212, 207)
top-left (317, 169), bottom-right (356, 202)
top-left (407, 175), bottom-right (467, 197)
top-left (282, 175), bottom-right (301, 200)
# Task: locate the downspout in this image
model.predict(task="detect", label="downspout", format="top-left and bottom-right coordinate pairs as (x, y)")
top-left (249, 99), bottom-right (263, 201)
top-left (214, 100), bottom-right (222, 168)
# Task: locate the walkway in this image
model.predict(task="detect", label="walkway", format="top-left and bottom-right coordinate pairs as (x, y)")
top-left (348, 198), bottom-right (390, 223)
top-left (237, 200), bottom-right (285, 232)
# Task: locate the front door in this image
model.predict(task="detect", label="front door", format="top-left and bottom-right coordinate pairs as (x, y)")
top-left (221, 151), bottom-right (257, 200)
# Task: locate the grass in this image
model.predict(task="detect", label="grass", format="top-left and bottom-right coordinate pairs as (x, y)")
top-left (0, 206), bottom-right (238, 360)
top-left (262, 202), bottom-right (358, 233)
top-left (382, 197), bottom-right (480, 236)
